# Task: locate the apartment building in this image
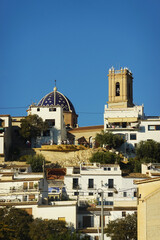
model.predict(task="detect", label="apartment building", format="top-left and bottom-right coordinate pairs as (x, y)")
top-left (64, 163), bottom-right (147, 240)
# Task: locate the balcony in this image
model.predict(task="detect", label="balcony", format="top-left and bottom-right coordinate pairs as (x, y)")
top-left (106, 122), bottom-right (139, 131)
top-left (72, 184), bottom-right (81, 190)
top-left (9, 187), bottom-right (39, 193)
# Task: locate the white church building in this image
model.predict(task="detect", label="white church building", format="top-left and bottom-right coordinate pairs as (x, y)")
top-left (27, 85), bottom-right (77, 147)
top-left (104, 67), bottom-right (160, 152)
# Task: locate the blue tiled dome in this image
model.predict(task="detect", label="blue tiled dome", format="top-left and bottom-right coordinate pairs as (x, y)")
top-left (37, 89), bottom-right (76, 113)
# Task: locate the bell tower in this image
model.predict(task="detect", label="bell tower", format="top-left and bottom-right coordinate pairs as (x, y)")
top-left (107, 67), bottom-right (134, 108)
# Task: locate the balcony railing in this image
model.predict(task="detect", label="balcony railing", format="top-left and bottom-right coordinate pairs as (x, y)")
top-left (9, 188), bottom-right (39, 193)
top-left (72, 185), bottom-right (81, 190)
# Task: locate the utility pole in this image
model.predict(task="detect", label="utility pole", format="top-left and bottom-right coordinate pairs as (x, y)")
top-left (101, 191), bottom-right (104, 240)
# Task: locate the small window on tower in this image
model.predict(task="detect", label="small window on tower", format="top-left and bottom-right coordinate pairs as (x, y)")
top-left (37, 108), bottom-right (40, 111)
top-left (116, 82), bottom-right (120, 96)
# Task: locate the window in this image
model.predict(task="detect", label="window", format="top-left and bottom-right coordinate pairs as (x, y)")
top-left (148, 125), bottom-right (160, 131)
top-left (45, 119), bottom-right (55, 127)
top-left (108, 179), bottom-right (114, 188)
top-left (0, 128), bottom-right (4, 134)
top-left (116, 82), bottom-right (120, 96)
top-left (89, 192), bottom-right (93, 196)
top-left (74, 192), bottom-right (79, 196)
top-left (122, 211), bottom-right (126, 217)
top-left (0, 120), bottom-right (2, 127)
top-left (29, 194), bottom-right (35, 201)
top-left (123, 192), bottom-right (127, 197)
top-left (83, 216), bottom-right (92, 228)
top-left (114, 167), bottom-right (117, 171)
top-left (104, 167), bottom-right (111, 171)
top-left (49, 108), bottom-right (56, 112)
top-left (23, 182), bottom-right (28, 190)
top-left (108, 192), bottom-right (113, 197)
top-left (156, 125), bottom-right (160, 130)
top-left (122, 122), bottom-right (127, 128)
top-left (37, 108), bottom-right (40, 111)
top-left (29, 182), bottom-right (34, 189)
top-left (73, 178), bottom-right (78, 189)
top-left (101, 201), bottom-right (113, 206)
top-left (130, 133), bottom-right (136, 140)
top-left (23, 195), bottom-right (27, 201)
top-left (134, 191), bottom-right (137, 197)
top-left (43, 130), bottom-right (50, 136)
top-left (88, 179), bottom-right (94, 189)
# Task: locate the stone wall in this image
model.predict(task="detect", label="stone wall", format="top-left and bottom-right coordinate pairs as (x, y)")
top-left (34, 148), bottom-right (95, 167)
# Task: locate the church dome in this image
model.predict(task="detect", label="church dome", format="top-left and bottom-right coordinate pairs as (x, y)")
top-left (37, 89), bottom-right (76, 113)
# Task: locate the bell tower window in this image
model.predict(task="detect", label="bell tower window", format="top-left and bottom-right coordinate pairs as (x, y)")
top-left (116, 82), bottom-right (120, 96)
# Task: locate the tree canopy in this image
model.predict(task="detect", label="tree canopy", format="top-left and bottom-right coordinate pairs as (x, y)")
top-left (90, 150), bottom-right (121, 164)
top-left (0, 207), bottom-right (33, 240)
top-left (20, 114), bottom-right (48, 141)
top-left (0, 207), bottom-right (88, 240)
top-left (29, 218), bottom-right (87, 240)
top-left (105, 213), bottom-right (137, 240)
top-left (26, 154), bottom-right (45, 172)
top-left (95, 131), bottom-right (124, 149)
top-left (136, 140), bottom-right (160, 163)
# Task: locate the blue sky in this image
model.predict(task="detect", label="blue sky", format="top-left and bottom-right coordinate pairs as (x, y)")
top-left (1, 0), bottom-right (160, 126)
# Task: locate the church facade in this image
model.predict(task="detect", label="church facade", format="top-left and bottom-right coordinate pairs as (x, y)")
top-left (104, 67), bottom-right (160, 152)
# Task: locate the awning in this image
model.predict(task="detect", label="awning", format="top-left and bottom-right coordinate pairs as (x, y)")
top-left (108, 117), bottom-right (138, 123)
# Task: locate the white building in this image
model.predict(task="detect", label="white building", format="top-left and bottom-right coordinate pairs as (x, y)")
top-left (0, 200), bottom-right (77, 230)
top-left (0, 115), bottom-right (12, 162)
top-left (141, 163), bottom-right (160, 177)
top-left (0, 164), bottom-right (77, 229)
top-left (0, 172), bottom-right (48, 204)
top-left (28, 104), bottom-right (66, 146)
top-left (64, 163), bottom-right (145, 206)
top-left (27, 85), bottom-right (79, 147)
top-left (104, 68), bottom-right (160, 153)
top-left (64, 163), bottom-right (147, 239)
top-left (0, 163), bottom-right (31, 174)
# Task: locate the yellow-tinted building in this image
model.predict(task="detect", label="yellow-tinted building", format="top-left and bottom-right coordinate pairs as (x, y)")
top-left (136, 177), bottom-right (160, 240)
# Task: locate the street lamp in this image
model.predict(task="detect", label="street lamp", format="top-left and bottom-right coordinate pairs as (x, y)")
top-left (97, 189), bottom-right (104, 240)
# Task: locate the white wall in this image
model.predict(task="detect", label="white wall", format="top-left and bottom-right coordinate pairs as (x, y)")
top-left (104, 105), bottom-right (144, 119)
top-left (0, 115), bottom-right (12, 158)
top-left (64, 165), bottom-right (141, 205)
top-left (28, 106), bottom-right (67, 145)
top-left (0, 138), bottom-right (4, 154)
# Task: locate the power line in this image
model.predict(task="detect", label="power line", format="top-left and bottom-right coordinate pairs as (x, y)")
top-left (77, 112), bottom-right (103, 115)
top-left (0, 106), bottom-right (29, 109)
top-left (0, 107), bottom-right (103, 115)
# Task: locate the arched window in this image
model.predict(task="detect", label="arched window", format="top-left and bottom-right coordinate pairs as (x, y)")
top-left (116, 82), bottom-right (120, 96)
